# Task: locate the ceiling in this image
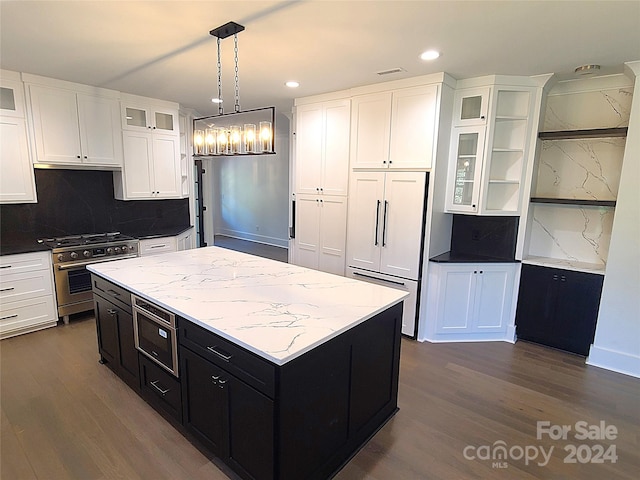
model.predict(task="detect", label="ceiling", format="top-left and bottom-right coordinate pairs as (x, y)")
top-left (1, 1), bottom-right (639, 116)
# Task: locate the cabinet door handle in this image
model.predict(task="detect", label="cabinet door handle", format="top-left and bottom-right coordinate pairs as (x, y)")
top-left (149, 244), bottom-right (167, 249)
top-left (207, 346), bottom-right (232, 362)
top-left (149, 380), bottom-right (170, 396)
top-left (0, 265), bottom-right (12, 269)
top-left (353, 271), bottom-right (405, 286)
top-left (107, 309), bottom-right (118, 315)
top-left (374, 200), bottom-right (381, 246)
top-left (0, 314), bottom-right (18, 321)
top-left (382, 200), bottom-right (389, 247)
top-left (0, 287), bottom-right (15, 292)
top-left (106, 289), bottom-right (121, 298)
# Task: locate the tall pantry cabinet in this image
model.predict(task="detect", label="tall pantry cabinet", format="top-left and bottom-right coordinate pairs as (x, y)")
top-left (292, 98), bottom-right (350, 275)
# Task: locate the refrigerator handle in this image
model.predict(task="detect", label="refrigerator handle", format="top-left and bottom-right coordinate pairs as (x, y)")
top-left (374, 200), bottom-right (381, 246)
top-left (353, 271), bottom-right (406, 287)
top-left (382, 200), bottom-right (389, 247)
top-left (289, 199), bottom-right (296, 239)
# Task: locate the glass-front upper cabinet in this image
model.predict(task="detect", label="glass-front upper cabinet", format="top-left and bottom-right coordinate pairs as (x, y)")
top-left (452, 86), bottom-right (491, 126)
top-left (0, 77), bottom-right (26, 118)
top-left (121, 99), bottom-right (178, 134)
top-left (445, 125), bottom-right (486, 213)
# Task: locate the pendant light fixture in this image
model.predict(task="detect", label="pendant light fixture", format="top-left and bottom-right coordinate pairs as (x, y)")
top-left (193, 21), bottom-right (275, 157)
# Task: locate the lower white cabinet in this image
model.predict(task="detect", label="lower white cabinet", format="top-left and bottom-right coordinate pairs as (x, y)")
top-left (293, 194), bottom-right (347, 276)
top-left (346, 267), bottom-right (418, 337)
top-left (177, 228), bottom-right (196, 251)
top-left (0, 116), bottom-right (37, 203)
top-left (139, 236), bottom-right (178, 256)
top-left (425, 262), bottom-right (516, 341)
top-left (0, 251), bottom-right (58, 339)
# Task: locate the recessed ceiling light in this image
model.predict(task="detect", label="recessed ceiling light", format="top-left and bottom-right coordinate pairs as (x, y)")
top-left (420, 50), bottom-right (440, 61)
top-left (211, 98), bottom-right (223, 103)
top-left (285, 81), bottom-right (300, 88)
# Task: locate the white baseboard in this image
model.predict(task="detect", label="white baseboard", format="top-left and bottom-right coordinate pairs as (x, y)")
top-left (586, 345), bottom-right (640, 378)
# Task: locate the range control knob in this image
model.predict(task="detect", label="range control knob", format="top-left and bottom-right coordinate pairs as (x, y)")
top-left (106, 247), bottom-right (113, 255)
top-left (83, 250), bottom-right (91, 258)
top-left (70, 252), bottom-right (79, 259)
top-left (114, 247), bottom-right (121, 254)
top-left (57, 254), bottom-right (64, 262)
top-left (121, 245), bottom-right (129, 252)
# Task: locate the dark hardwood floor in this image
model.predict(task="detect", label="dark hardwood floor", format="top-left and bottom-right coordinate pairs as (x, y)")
top-left (1, 316), bottom-right (639, 479)
top-left (213, 235), bottom-right (288, 263)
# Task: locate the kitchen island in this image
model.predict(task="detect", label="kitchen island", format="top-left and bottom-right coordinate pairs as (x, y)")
top-left (88, 246), bottom-right (407, 480)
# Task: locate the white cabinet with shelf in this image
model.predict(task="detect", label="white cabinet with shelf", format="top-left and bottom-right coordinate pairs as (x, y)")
top-left (350, 84), bottom-right (438, 170)
top-left (0, 251), bottom-right (58, 339)
top-left (26, 82), bottom-right (122, 168)
top-left (293, 194), bottom-right (347, 276)
top-left (0, 71), bottom-right (37, 204)
top-left (425, 262), bottom-right (516, 341)
top-left (446, 84), bottom-right (537, 215)
top-left (115, 94), bottom-right (182, 200)
top-left (295, 99), bottom-right (350, 196)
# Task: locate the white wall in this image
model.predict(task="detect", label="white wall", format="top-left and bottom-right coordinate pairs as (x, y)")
top-left (211, 113), bottom-right (290, 248)
top-left (588, 62), bottom-right (640, 377)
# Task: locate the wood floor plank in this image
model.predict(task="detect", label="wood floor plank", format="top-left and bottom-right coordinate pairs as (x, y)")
top-left (1, 314), bottom-right (639, 480)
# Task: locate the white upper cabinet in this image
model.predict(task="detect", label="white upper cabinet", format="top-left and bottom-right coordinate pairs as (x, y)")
top-left (452, 86), bottom-right (491, 126)
top-left (0, 71), bottom-right (36, 204)
top-left (446, 83), bottom-right (538, 215)
top-left (295, 99), bottom-right (350, 196)
top-left (26, 82), bottom-right (122, 168)
top-left (115, 93), bottom-right (182, 200)
top-left (351, 85), bottom-right (438, 170)
top-left (121, 100), bottom-right (179, 135)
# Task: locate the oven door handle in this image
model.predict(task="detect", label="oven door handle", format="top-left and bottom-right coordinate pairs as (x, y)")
top-left (56, 254), bottom-right (138, 270)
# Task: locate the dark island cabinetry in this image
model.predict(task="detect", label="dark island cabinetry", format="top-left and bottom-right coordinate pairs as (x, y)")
top-left (92, 275), bottom-right (139, 390)
top-left (515, 264), bottom-right (604, 356)
top-left (179, 301), bottom-right (403, 480)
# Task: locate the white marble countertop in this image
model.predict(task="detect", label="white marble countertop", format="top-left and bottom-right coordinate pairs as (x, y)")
top-left (88, 247), bottom-right (408, 365)
top-left (522, 256), bottom-right (606, 275)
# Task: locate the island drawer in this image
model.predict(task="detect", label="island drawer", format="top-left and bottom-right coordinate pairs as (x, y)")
top-left (91, 275), bottom-right (132, 312)
top-left (179, 320), bottom-right (276, 398)
top-left (139, 354), bottom-right (182, 423)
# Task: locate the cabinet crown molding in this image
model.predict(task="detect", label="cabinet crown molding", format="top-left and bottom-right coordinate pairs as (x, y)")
top-left (21, 72), bottom-right (120, 99)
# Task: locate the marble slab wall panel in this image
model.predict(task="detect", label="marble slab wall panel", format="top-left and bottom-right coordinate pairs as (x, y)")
top-left (543, 87), bottom-right (633, 131)
top-left (536, 138), bottom-right (626, 200)
top-left (528, 204), bottom-right (614, 267)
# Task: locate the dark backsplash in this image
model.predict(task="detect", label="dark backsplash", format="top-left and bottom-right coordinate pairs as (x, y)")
top-left (450, 214), bottom-right (518, 261)
top-left (0, 169), bottom-right (190, 243)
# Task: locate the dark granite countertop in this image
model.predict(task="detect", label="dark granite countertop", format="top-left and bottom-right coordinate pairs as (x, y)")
top-left (430, 251), bottom-right (520, 264)
top-left (125, 225), bottom-right (194, 240)
top-left (0, 240), bottom-right (52, 256)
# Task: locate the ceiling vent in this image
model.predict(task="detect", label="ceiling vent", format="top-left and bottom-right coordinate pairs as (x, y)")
top-left (376, 67), bottom-right (405, 76)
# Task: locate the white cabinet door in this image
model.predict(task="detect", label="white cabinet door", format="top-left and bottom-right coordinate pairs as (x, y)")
top-left (472, 266), bottom-right (514, 332)
top-left (295, 194), bottom-right (322, 270)
top-left (29, 85), bottom-right (82, 164)
top-left (121, 131), bottom-right (153, 199)
top-left (379, 172), bottom-right (426, 280)
top-left (389, 84), bottom-right (438, 169)
top-left (0, 116), bottom-right (37, 203)
top-left (452, 86), bottom-right (491, 126)
top-left (322, 100), bottom-right (350, 195)
top-left (77, 93), bottom-right (122, 167)
top-left (152, 134), bottom-right (181, 198)
top-left (445, 125), bottom-right (486, 213)
top-left (139, 236), bottom-right (178, 256)
top-left (346, 172), bottom-right (385, 272)
top-left (435, 267), bottom-right (475, 334)
top-left (295, 103), bottom-right (323, 194)
top-left (318, 196), bottom-right (347, 276)
top-left (350, 92), bottom-right (392, 169)
top-left (0, 76), bottom-right (26, 118)
top-left (122, 102), bottom-right (178, 134)
top-left (295, 99), bottom-right (349, 196)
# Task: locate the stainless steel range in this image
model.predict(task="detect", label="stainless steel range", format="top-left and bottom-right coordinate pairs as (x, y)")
top-left (39, 233), bottom-right (139, 324)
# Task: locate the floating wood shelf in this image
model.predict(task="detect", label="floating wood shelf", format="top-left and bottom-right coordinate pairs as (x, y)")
top-left (538, 127), bottom-right (628, 140)
top-left (530, 197), bottom-right (616, 207)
